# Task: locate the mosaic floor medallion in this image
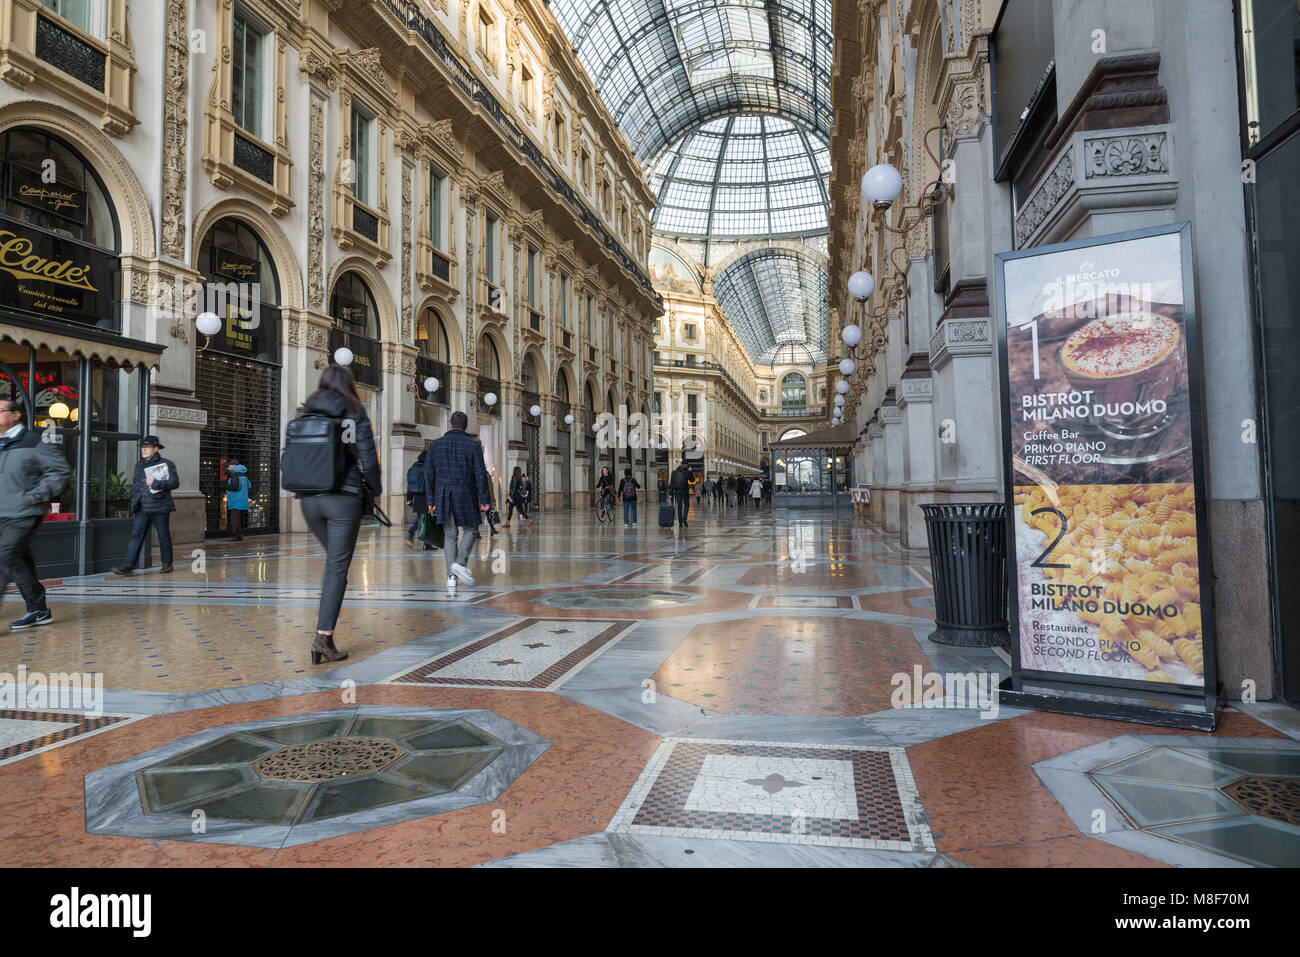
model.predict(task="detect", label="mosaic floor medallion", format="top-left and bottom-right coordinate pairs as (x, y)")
top-left (1085, 743), bottom-right (1300, 866)
top-left (86, 706), bottom-right (549, 847)
top-left (609, 737), bottom-right (934, 851)
top-left (387, 618), bottom-right (633, 690)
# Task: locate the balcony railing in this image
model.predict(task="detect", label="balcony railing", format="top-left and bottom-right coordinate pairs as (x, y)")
top-left (431, 251), bottom-right (451, 282)
top-left (528, 309), bottom-right (542, 332)
top-left (376, 0), bottom-right (659, 303)
top-left (560, 329), bottom-right (572, 350)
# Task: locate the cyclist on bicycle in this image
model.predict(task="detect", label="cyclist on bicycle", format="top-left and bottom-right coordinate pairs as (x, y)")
top-left (595, 466), bottom-right (615, 508)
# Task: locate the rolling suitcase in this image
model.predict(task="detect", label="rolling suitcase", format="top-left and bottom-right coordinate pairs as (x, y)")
top-left (659, 503), bottom-right (675, 528)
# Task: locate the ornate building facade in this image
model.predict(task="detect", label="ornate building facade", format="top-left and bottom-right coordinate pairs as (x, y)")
top-left (0, 0), bottom-right (660, 560)
top-left (828, 0), bottom-right (1277, 698)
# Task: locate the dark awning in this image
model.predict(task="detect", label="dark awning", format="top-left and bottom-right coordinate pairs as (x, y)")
top-left (769, 421), bottom-right (858, 451)
top-left (1, 314), bottom-right (165, 372)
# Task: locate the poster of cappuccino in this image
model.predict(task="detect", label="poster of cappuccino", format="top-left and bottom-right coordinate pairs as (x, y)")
top-left (994, 223), bottom-right (1215, 693)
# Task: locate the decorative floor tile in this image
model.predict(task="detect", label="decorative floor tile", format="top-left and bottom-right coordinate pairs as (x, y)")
top-left (84, 706), bottom-right (550, 848)
top-left (756, 595), bottom-right (854, 609)
top-left (386, 618), bottom-right (634, 691)
top-left (0, 709), bottom-right (140, 768)
top-left (608, 737), bottom-right (934, 851)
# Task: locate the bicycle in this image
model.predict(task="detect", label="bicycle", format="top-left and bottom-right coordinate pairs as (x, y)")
top-left (594, 488), bottom-right (615, 524)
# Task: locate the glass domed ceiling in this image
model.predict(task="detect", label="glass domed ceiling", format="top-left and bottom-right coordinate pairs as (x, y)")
top-left (650, 115), bottom-right (830, 239)
top-left (713, 245), bottom-right (828, 364)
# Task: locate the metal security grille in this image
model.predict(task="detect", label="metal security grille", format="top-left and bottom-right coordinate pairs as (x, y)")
top-left (558, 429), bottom-right (571, 506)
top-left (196, 353), bottom-right (281, 536)
top-left (523, 421), bottom-right (541, 510)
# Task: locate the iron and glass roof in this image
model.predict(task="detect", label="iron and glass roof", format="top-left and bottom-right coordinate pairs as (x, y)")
top-left (650, 115), bottom-right (830, 238)
top-left (712, 246), bottom-right (828, 364)
top-left (552, 0), bottom-right (833, 164)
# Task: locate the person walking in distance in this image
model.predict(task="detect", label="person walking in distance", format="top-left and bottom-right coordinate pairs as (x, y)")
top-left (670, 459), bottom-right (692, 528)
top-left (702, 475), bottom-right (715, 510)
top-left (0, 398), bottom-right (69, 630)
top-left (504, 466), bottom-right (532, 528)
top-left (225, 458), bottom-right (250, 542)
top-left (113, 435), bottom-right (180, 576)
top-left (285, 365), bottom-right (381, 664)
top-left (750, 475), bottom-right (763, 509)
top-left (425, 410), bottom-right (492, 590)
top-left (404, 450), bottom-right (432, 549)
top-left (618, 467), bottom-right (641, 526)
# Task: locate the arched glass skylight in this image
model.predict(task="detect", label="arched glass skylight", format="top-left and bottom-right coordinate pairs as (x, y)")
top-left (712, 246), bottom-right (828, 364)
top-left (551, 0), bottom-right (833, 164)
top-left (650, 115), bottom-right (830, 239)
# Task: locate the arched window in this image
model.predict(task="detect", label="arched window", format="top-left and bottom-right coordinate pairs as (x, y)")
top-left (330, 271), bottom-right (379, 339)
top-left (522, 354), bottom-right (539, 393)
top-left (556, 371), bottom-right (570, 403)
top-left (477, 334), bottom-right (501, 379)
top-left (781, 372), bottom-right (807, 412)
top-left (416, 308), bottom-right (451, 360)
top-left (0, 127), bottom-right (118, 251)
top-left (197, 218), bottom-right (281, 364)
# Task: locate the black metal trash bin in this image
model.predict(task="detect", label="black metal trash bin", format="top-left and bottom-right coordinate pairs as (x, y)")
top-left (920, 503), bottom-right (1010, 647)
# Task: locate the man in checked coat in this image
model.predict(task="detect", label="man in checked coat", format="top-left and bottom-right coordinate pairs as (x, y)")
top-left (424, 410), bottom-right (492, 589)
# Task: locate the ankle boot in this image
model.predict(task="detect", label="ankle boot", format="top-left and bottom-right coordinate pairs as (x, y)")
top-left (310, 631), bottom-right (348, 665)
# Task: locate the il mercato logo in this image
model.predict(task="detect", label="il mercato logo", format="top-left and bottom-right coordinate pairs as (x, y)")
top-left (0, 230), bottom-right (98, 292)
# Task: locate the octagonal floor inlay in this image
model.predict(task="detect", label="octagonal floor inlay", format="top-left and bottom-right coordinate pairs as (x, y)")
top-left (541, 588), bottom-right (702, 610)
top-left (88, 707), bottom-right (550, 847)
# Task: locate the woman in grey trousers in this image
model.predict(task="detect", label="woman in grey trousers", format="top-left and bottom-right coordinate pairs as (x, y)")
top-left (295, 365), bottom-right (381, 664)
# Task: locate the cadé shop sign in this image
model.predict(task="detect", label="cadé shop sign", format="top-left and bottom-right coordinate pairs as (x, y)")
top-left (0, 217), bottom-right (119, 328)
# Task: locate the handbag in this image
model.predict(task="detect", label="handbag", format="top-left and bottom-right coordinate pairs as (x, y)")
top-left (358, 476), bottom-right (393, 527)
top-left (416, 512), bottom-right (444, 548)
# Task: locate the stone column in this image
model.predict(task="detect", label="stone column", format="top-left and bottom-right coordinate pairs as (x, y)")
top-left (897, 376), bottom-right (935, 549)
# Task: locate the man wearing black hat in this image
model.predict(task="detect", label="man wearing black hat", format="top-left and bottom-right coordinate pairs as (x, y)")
top-left (112, 435), bottom-right (180, 576)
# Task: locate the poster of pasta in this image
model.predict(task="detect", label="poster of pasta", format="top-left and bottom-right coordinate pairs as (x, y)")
top-left (994, 223), bottom-right (1214, 692)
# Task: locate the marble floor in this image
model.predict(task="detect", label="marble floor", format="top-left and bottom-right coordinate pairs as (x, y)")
top-left (1, 501), bottom-right (1296, 867)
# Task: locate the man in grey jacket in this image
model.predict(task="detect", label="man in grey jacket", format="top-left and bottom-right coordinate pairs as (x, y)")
top-left (0, 398), bottom-right (71, 630)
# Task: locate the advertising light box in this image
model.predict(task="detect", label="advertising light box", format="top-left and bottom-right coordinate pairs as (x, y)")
top-left (993, 223), bottom-right (1218, 729)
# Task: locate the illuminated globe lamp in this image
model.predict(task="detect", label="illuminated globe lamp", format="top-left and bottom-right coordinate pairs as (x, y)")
top-left (861, 163), bottom-right (903, 210)
top-left (564, 413), bottom-right (575, 425)
top-left (835, 379), bottom-right (850, 395)
top-left (484, 392), bottom-right (498, 407)
top-left (196, 312), bottom-right (222, 337)
top-left (841, 324), bottom-right (863, 349)
top-left (334, 347), bottom-right (354, 366)
top-left (592, 421), bottom-right (601, 433)
top-left (530, 404), bottom-right (542, 418)
top-left (834, 394), bottom-right (846, 408)
top-left (839, 358), bottom-right (856, 376)
top-left (424, 376), bottom-right (440, 393)
top-left (48, 401), bottom-right (71, 421)
top-left (847, 270), bottom-right (876, 302)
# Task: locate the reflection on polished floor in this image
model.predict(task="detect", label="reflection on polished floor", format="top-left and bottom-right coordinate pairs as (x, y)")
top-left (2, 504), bottom-right (1296, 867)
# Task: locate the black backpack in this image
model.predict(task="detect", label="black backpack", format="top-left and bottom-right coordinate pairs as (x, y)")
top-left (281, 413), bottom-right (348, 493)
top-left (621, 477), bottom-right (637, 499)
top-left (226, 473), bottom-right (241, 492)
top-left (671, 468), bottom-right (688, 491)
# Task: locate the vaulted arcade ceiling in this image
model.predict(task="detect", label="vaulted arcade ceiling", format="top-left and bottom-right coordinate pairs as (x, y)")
top-left (552, 0), bottom-right (833, 165)
top-left (553, 0), bottom-right (833, 366)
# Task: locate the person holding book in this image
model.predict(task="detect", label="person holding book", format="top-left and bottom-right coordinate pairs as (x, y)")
top-left (112, 435), bottom-right (180, 576)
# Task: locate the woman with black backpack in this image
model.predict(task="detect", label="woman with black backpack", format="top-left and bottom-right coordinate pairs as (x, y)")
top-left (287, 365), bottom-right (381, 665)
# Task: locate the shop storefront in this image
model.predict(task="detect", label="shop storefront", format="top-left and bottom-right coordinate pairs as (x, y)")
top-left (769, 423), bottom-right (855, 509)
top-left (0, 125), bottom-right (163, 574)
top-left (1237, 0), bottom-right (1300, 705)
top-left (194, 217), bottom-right (282, 537)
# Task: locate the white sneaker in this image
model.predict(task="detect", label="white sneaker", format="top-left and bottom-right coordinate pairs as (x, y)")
top-left (450, 562), bottom-right (476, 585)
top-left (446, 576), bottom-right (458, 589)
